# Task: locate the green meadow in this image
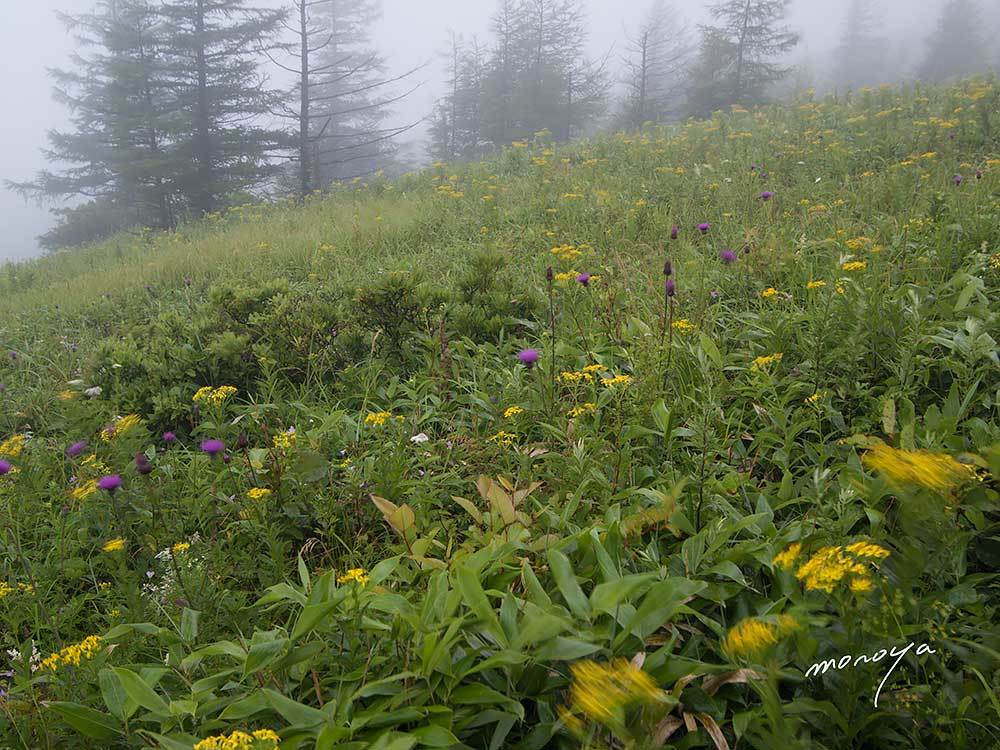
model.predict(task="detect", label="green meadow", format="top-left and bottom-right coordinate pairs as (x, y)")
top-left (1, 78), bottom-right (999, 749)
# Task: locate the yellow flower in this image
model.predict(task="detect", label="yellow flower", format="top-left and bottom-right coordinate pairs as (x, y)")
top-left (761, 287), bottom-right (779, 299)
top-left (567, 659), bottom-right (662, 723)
top-left (581, 364), bottom-right (604, 373)
top-left (772, 542), bottom-right (802, 569)
top-left (40, 635), bottom-right (103, 672)
top-left (863, 443), bottom-right (971, 495)
top-left (988, 253), bottom-right (1000, 270)
top-left (842, 261), bottom-right (867, 272)
top-left (364, 411), bottom-right (393, 427)
top-left (194, 728), bottom-right (281, 750)
top-left (102, 538), bottom-right (126, 553)
top-left (193, 385), bottom-right (238, 406)
top-left (0, 434), bottom-right (26, 458)
top-left (671, 319), bottom-right (696, 333)
top-left (794, 543), bottom-right (889, 593)
top-left (503, 406), bottom-right (523, 419)
top-left (723, 615), bottom-right (799, 659)
top-left (568, 403), bottom-right (597, 418)
top-left (806, 280), bottom-right (826, 290)
top-left (600, 374), bottom-right (633, 388)
top-left (57, 390), bottom-right (77, 401)
top-left (101, 414), bottom-right (142, 441)
top-left (751, 352), bottom-right (783, 370)
top-left (70, 479), bottom-right (99, 503)
top-left (273, 428), bottom-right (297, 452)
top-left (247, 487), bottom-right (272, 501)
top-left (487, 431), bottom-right (518, 448)
top-left (805, 391), bottom-right (825, 405)
top-left (171, 542), bottom-right (190, 555)
top-left (337, 568), bottom-right (369, 586)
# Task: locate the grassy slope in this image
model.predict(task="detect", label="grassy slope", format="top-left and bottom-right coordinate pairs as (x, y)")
top-left (0, 79), bottom-right (999, 749)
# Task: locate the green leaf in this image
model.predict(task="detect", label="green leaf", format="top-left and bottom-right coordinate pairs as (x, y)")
top-left (619, 578), bottom-right (706, 643)
top-left (112, 667), bottom-right (170, 716)
top-left (47, 701), bottom-right (121, 739)
top-left (291, 600), bottom-right (341, 641)
top-left (411, 725), bottom-right (461, 747)
top-left (651, 399), bottom-right (673, 433)
top-left (590, 573), bottom-right (658, 613)
top-left (219, 691), bottom-right (270, 720)
top-left (98, 668), bottom-right (137, 721)
top-left (243, 637), bottom-right (290, 676)
top-left (698, 332), bottom-right (723, 369)
top-left (454, 564), bottom-right (507, 646)
top-left (534, 636), bottom-right (602, 661)
top-left (546, 548), bottom-right (590, 620)
top-left (180, 608), bottom-right (200, 642)
top-left (263, 688), bottom-right (326, 727)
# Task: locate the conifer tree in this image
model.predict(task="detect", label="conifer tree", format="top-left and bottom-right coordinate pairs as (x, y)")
top-left (7, 0), bottom-right (176, 246)
top-left (157, 0), bottom-right (285, 215)
top-left (833, 0), bottom-right (888, 90)
top-left (919, 0), bottom-right (989, 83)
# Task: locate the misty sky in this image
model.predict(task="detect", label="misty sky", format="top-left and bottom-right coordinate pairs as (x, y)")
top-left (0, 0), bottom-right (977, 262)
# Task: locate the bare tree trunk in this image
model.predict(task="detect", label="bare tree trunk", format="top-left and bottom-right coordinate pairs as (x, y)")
top-left (193, 0), bottom-right (213, 214)
top-left (298, 0), bottom-right (311, 197)
top-left (733, 0), bottom-right (752, 104)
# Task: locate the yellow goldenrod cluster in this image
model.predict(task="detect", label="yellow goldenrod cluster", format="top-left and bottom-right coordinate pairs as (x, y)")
top-left (723, 615), bottom-right (799, 659)
top-left (806, 280), bottom-right (827, 290)
top-left (40, 635), bottom-right (103, 672)
top-left (566, 659), bottom-right (663, 723)
top-left (57, 390), bottom-right (77, 401)
top-left (337, 568), bottom-right (369, 586)
top-left (550, 244), bottom-right (589, 262)
top-left (171, 542), bottom-right (190, 555)
top-left (751, 352), bottom-right (783, 370)
top-left (364, 411), bottom-right (393, 427)
top-left (488, 431), bottom-right (518, 448)
top-left (272, 428), bottom-right (296, 452)
top-left (553, 270), bottom-right (579, 282)
top-left (70, 479), bottom-right (99, 503)
top-left (845, 236), bottom-right (873, 250)
top-left (568, 403), bottom-right (597, 418)
top-left (435, 184), bottom-right (464, 198)
top-left (761, 287), bottom-right (780, 299)
top-left (805, 391), bottom-right (826, 405)
top-left (672, 319), bottom-right (696, 333)
top-left (0, 581), bottom-right (33, 599)
top-left (863, 443), bottom-right (972, 494)
top-left (102, 538), bottom-right (126, 553)
top-left (503, 406), bottom-right (523, 418)
top-left (559, 370), bottom-right (595, 384)
top-left (247, 487), bottom-right (272, 500)
top-left (775, 542), bottom-right (890, 593)
top-left (988, 253), bottom-right (1000, 270)
top-left (600, 375), bottom-right (633, 388)
top-left (101, 414), bottom-right (143, 441)
top-left (193, 729), bottom-right (280, 750)
top-left (193, 385), bottom-right (238, 406)
top-left (0, 434), bottom-right (26, 458)
top-left (842, 261), bottom-right (867, 272)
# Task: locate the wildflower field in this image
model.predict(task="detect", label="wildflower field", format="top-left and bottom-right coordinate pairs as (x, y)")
top-left (2, 79), bottom-right (1000, 749)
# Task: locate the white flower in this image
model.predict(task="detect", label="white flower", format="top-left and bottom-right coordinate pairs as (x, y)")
top-left (84, 386), bottom-right (102, 398)
top-left (67, 379), bottom-right (84, 387)
top-left (410, 433), bottom-right (429, 444)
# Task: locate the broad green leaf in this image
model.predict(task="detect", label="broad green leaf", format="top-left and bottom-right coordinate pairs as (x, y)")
top-left (411, 725), bottom-right (460, 747)
top-left (534, 637), bottom-right (602, 661)
top-left (47, 701), bottom-right (121, 739)
top-left (244, 637), bottom-right (290, 676)
top-left (590, 573), bottom-right (658, 613)
top-left (98, 668), bottom-right (137, 721)
top-left (546, 548), bottom-right (590, 620)
top-left (219, 690), bottom-right (269, 720)
top-left (454, 564), bottom-right (507, 646)
top-left (263, 688), bottom-right (326, 727)
top-left (180, 608), bottom-right (199, 642)
top-left (111, 667), bottom-right (170, 716)
top-left (620, 578), bottom-right (707, 643)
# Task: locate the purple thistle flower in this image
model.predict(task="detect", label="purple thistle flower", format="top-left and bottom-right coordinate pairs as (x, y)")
top-left (665, 278), bottom-right (676, 297)
top-left (709, 289), bottom-right (720, 300)
top-left (719, 249), bottom-right (737, 265)
top-left (953, 174), bottom-right (964, 186)
top-left (664, 260), bottom-right (673, 277)
top-left (135, 452), bottom-right (152, 475)
top-left (545, 266), bottom-right (554, 282)
top-left (975, 169), bottom-right (983, 180)
top-left (0, 460), bottom-right (11, 475)
top-left (162, 431), bottom-right (176, 444)
top-left (66, 440), bottom-right (88, 458)
top-left (201, 439), bottom-right (225, 457)
top-left (697, 223), bottom-right (710, 234)
top-left (97, 475), bottom-right (122, 492)
top-left (517, 349), bottom-right (540, 369)
top-left (670, 225), bottom-right (679, 240)
top-left (8, 351), bottom-right (16, 361)
top-left (760, 191), bottom-right (774, 201)
top-left (750, 163), bottom-right (758, 172)
top-left (576, 272), bottom-right (591, 287)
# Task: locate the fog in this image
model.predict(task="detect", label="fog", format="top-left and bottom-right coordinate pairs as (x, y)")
top-left (0, 0), bottom-right (995, 262)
